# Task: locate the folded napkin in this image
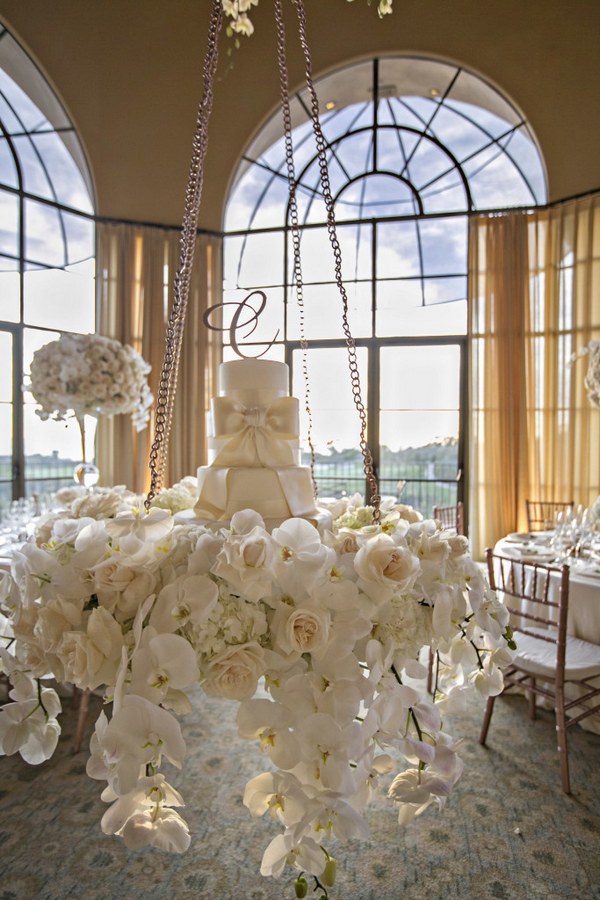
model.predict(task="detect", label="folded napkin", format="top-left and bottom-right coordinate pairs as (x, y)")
top-left (502, 543), bottom-right (556, 563)
top-left (569, 560), bottom-right (600, 580)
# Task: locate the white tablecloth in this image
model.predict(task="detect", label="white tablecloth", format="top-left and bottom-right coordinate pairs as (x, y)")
top-left (494, 535), bottom-right (600, 643)
top-left (494, 534), bottom-right (600, 732)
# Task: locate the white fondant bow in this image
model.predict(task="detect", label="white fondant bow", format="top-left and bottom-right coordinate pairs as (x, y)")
top-left (211, 396), bottom-right (298, 467)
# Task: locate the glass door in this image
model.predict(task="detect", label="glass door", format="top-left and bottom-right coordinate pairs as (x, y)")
top-left (379, 342), bottom-right (465, 517)
top-left (289, 339), bottom-right (466, 518)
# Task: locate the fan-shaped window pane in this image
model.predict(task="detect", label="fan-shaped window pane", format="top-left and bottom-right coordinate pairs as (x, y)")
top-left (337, 174), bottom-right (416, 220)
top-left (420, 171), bottom-right (468, 214)
top-left (11, 135), bottom-right (53, 198)
top-left (30, 133), bottom-right (92, 211)
top-left (0, 137), bottom-right (18, 186)
top-left (403, 137), bottom-right (457, 191)
top-left (0, 190), bottom-right (19, 256)
top-left (333, 130), bottom-right (374, 180)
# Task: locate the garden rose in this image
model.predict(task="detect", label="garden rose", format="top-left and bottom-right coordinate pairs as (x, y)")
top-left (203, 641), bottom-right (265, 700)
top-left (354, 533), bottom-right (420, 594)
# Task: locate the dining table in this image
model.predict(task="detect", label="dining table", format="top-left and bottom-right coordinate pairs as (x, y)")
top-left (493, 530), bottom-right (600, 733)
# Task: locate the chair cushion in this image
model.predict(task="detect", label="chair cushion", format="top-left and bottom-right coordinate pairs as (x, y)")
top-left (514, 627), bottom-right (600, 680)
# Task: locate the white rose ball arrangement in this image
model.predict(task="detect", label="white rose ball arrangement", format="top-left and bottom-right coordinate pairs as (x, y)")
top-left (570, 338), bottom-right (600, 411)
top-left (29, 332), bottom-right (153, 431)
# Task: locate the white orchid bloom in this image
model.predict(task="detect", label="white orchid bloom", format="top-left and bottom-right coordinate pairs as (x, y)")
top-left (260, 832), bottom-right (325, 879)
top-left (105, 506), bottom-right (173, 541)
top-left (296, 712), bottom-right (363, 794)
top-left (238, 698), bottom-right (301, 770)
top-left (271, 519), bottom-right (333, 596)
top-left (388, 767), bottom-right (453, 825)
top-left (243, 771), bottom-right (309, 825)
top-left (129, 631), bottom-right (199, 703)
top-left (104, 508), bottom-right (173, 562)
top-left (0, 685), bottom-right (61, 764)
top-left (101, 774), bottom-right (190, 853)
top-left (229, 509), bottom-right (265, 534)
top-left (471, 658), bottom-right (505, 698)
top-left (291, 793), bottom-right (371, 843)
top-left (150, 574), bottom-right (219, 634)
top-left (186, 530), bottom-right (224, 574)
top-left (100, 695), bottom-right (186, 795)
top-left (212, 525), bottom-right (275, 603)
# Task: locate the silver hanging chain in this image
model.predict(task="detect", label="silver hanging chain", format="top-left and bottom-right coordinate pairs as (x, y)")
top-left (273, 0), bottom-right (317, 499)
top-left (145, 0), bottom-right (223, 509)
top-left (291, 0), bottom-right (381, 519)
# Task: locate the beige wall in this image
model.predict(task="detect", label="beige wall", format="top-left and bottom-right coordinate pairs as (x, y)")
top-left (1, 0), bottom-right (598, 230)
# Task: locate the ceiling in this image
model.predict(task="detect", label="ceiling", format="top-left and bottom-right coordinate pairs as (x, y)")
top-left (0, 0), bottom-right (598, 230)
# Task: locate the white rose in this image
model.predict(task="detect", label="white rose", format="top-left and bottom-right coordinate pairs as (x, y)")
top-left (54, 486), bottom-right (87, 508)
top-left (334, 532), bottom-right (360, 555)
top-left (34, 597), bottom-right (85, 653)
top-left (447, 534), bottom-right (469, 558)
top-left (354, 533), bottom-right (420, 592)
top-left (414, 531), bottom-right (450, 565)
top-left (272, 604), bottom-right (331, 656)
top-left (203, 641), bottom-right (265, 700)
top-left (60, 607), bottom-right (125, 690)
top-left (395, 503), bottom-right (422, 524)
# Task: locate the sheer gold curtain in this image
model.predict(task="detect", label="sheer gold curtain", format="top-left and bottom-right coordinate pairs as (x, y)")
top-left (469, 195), bottom-right (600, 559)
top-left (96, 223), bottom-right (222, 493)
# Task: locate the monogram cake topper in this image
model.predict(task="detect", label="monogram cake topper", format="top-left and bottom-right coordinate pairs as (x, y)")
top-left (203, 290), bottom-right (279, 358)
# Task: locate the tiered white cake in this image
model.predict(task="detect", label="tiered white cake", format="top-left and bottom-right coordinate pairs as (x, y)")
top-left (189, 358), bottom-right (327, 529)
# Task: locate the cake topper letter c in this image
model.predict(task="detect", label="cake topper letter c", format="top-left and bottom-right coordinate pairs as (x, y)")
top-left (202, 291), bottom-right (279, 359)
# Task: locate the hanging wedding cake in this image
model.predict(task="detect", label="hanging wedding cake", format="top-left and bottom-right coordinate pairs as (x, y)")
top-left (181, 357), bottom-right (330, 530)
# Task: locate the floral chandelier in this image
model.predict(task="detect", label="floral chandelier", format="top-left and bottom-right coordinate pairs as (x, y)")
top-left (223, 0), bottom-right (393, 37)
top-left (0, 2), bottom-right (513, 898)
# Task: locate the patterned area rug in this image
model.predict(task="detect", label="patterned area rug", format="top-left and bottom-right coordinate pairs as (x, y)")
top-left (0, 687), bottom-right (598, 900)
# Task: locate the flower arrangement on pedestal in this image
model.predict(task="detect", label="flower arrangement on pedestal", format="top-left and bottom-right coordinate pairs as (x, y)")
top-left (0, 485), bottom-right (512, 895)
top-left (28, 332), bottom-right (154, 485)
top-left (570, 339), bottom-right (600, 410)
top-left (30, 333), bottom-right (153, 429)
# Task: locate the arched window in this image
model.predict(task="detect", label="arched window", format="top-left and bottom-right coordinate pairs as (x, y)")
top-left (223, 56), bottom-right (546, 513)
top-left (0, 25), bottom-right (95, 510)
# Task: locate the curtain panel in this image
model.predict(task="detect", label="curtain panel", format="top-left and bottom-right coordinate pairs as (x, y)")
top-left (96, 223), bottom-right (222, 493)
top-left (469, 195), bottom-right (600, 559)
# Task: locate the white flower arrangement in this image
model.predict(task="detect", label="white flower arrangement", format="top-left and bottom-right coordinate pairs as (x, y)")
top-left (29, 333), bottom-right (154, 431)
top-left (222, 0), bottom-right (392, 38)
top-left (149, 476), bottom-right (199, 514)
top-left (0, 493), bottom-right (512, 894)
top-left (570, 339), bottom-right (600, 410)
